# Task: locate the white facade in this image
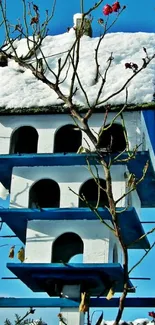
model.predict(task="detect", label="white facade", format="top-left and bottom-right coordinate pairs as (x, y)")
top-left (25, 219), bottom-right (117, 263)
top-left (0, 111), bottom-right (143, 267)
top-left (10, 164), bottom-right (128, 209)
top-left (3, 111), bottom-right (142, 266)
top-left (10, 164), bottom-right (127, 264)
top-left (0, 111), bottom-right (142, 154)
top-left (141, 112), bottom-right (155, 171)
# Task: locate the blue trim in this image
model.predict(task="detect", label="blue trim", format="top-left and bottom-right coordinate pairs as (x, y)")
top-left (7, 263), bottom-right (134, 296)
top-left (1, 207), bottom-right (150, 249)
top-left (143, 110), bottom-right (155, 153)
top-left (0, 297), bottom-right (155, 308)
top-left (0, 152), bottom-right (154, 207)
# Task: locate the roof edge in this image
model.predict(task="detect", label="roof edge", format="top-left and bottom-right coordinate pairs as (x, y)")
top-left (0, 102), bottom-right (155, 115)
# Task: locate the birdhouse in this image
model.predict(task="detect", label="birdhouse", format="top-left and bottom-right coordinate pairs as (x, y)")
top-left (0, 109), bottom-right (151, 303)
top-left (0, 30), bottom-right (155, 325)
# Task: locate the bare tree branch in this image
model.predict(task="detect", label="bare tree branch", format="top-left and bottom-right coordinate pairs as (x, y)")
top-left (97, 53), bottom-right (155, 106)
top-left (129, 241), bottom-right (155, 275)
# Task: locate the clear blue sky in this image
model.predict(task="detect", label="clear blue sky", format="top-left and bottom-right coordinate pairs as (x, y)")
top-left (0, 0), bottom-right (155, 323)
top-left (0, 0), bottom-right (155, 43)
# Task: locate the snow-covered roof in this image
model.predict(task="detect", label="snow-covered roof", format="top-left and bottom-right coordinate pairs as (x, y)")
top-left (0, 31), bottom-right (155, 113)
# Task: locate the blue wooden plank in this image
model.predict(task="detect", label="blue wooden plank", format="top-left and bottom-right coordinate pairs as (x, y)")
top-left (143, 110), bottom-right (155, 153)
top-left (1, 207), bottom-right (150, 249)
top-left (7, 263), bottom-right (134, 296)
top-left (0, 297), bottom-right (155, 308)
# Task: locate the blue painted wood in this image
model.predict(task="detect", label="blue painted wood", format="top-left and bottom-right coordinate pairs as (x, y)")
top-left (0, 297), bottom-right (155, 308)
top-left (7, 263), bottom-right (134, 296)
top-left (143, 110), bottom-right (155, 153)
top-left (0, 152), bottom-right (154, 207)
top-left (1, 207), bottom-right (150, 249)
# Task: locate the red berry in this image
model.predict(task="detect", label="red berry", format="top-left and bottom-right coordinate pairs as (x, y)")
top-left (131, 63), bottom-right (138, 71)
top-left (103, 4), bottom-right (113, 15)
top-left (112, 1), bottom-right (121, 12)
top-left (125, 63), bottom-right (132, 69)
top-left (149, 311), bottom-right (155, 318)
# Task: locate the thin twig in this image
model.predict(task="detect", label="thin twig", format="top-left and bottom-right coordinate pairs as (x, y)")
top-left (128, 227), bottom-right (155, 248)
top-left (97, 53), bottom-right (155, 106)
top-left (68, 187), bottom-right (115, 232)
top-left (115, 160), bottom-right (149, 205)
top-left (16, 308), bottom-right (35, 324)
top-left (128, 241), bottom-right (155, 274)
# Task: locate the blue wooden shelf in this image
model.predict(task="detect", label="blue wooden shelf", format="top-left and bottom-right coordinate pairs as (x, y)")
top-left (0, 297), bottom-right (155, 308)
top-left (7, 263), bottom-right (134, 297)
top-left (0, 151), bottom-right (154, 207)
top-left (0, 207), bottom-right (150, 248)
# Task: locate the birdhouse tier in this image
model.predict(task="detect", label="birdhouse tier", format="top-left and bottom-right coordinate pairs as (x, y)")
top-left (0, 111), bottom-right (144, 156)
top-left (0, 111), bottom-right (154, 206)
top-left (7, 263), bottom-right (134, 297)
top-left (0, 152), bottom-right (154, 207)
top-left (1, 207), bottom-right (150, 249)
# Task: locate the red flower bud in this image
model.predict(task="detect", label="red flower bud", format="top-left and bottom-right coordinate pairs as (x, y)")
top-left (125, 63), bottom-right (132, 69)
top-left (112, 1), bottom-right (121, 12)
top-left (131, 63), bottom-right (138, 71)
top-left (103, 4), bottom-right (113, 15)
top-left (148, 311), bottom-right (155, 318)
top-left (125, 62), bottom-right (138, 72)
top-left (30, 16), bottom-right (39, 25)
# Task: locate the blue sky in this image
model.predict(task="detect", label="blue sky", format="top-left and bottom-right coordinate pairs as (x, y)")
top-left (0, 0), bottom-right (155, 43)
top-left (0, 0), bottom-right (155, 323)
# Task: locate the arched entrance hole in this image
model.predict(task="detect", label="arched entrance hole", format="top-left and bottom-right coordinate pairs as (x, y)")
top-left (52, 232), bottom-right (83, 263)
top-left (10, 126), bottom-right (38, 154)
top-left (29, 179), bottom-right (60, 208)
top-left (97, 123), bottom-right (126, 152)
top-left (54, 124), bottom-right (82, 153)
top-left (79, 178), bottom-right (108, 207)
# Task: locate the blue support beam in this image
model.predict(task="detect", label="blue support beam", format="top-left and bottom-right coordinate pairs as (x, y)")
top-left (0, 297), bottom-right (155, 308)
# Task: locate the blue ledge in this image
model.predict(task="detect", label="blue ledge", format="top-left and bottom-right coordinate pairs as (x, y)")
top-left (0, 297), bottom-right (155, 308)
top-left (7, 263), bottom-right (134, 297)
top-left (0, 152), bottom-right (154, 207)
top-left (0, 207), bottom-right (150, 249)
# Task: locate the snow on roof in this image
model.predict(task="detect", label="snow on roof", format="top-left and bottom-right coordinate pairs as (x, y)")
top-left (0, 31), bottom-right (155, 110)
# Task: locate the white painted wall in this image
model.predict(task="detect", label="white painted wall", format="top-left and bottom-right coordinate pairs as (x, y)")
top-left (141, 112), bottom-right (155, 171)
top-left (5, 111), bottom-right (142, 269)
top-left (59, 308), bottom-right (84, 325)
top-left (0, 111), bottom-right (142, 154)
top-left (10, 165), bottom-right (127, 208)
top-left (25, 220), bottom-right (111, 263)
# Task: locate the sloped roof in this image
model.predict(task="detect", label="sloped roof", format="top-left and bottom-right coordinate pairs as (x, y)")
top-left (0, 31), bottom-right (155, 113)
